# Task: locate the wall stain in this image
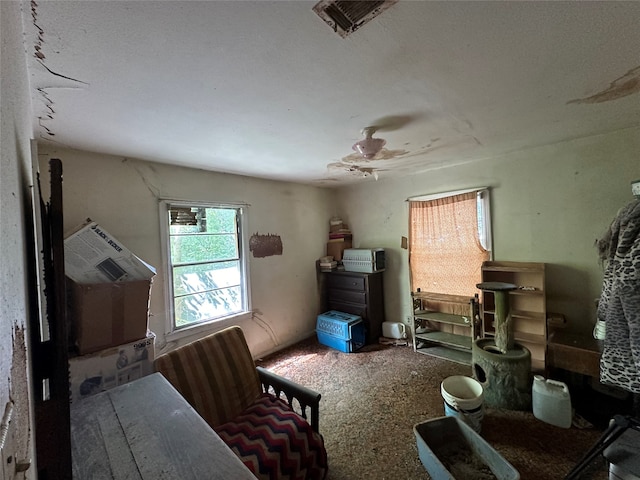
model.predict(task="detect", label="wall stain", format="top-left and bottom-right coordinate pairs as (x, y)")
top-left (31, 1), bottom-right (45, 59)
top-left (10, 326), bottom-right (30, 469)
top-left (30, 0), bottom-right (88, 141)
top-left (340, 147), bottom-right (409, 164)
top-left (36, 88), bottom-right (55, 136)
top-left (327, 161), bottom-right (385, 179)
top-left (124, 159), bottom-right (162, 198)
top-left (325, 134), bottom-right (482, 182)
top-left (249, 233), bottom-right (283, 258)
top-left (329, 135), bottom-right (450, 180)
top-left (568, 66), bottom-right (640, 104)
top-left (328, 147), bottom-right (409, 179)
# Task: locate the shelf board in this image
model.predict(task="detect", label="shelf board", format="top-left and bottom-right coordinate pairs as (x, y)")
top-left (482, 331), bottom-right (546, 344)
top-left (481, 262), bottom-right (545, 273)
top-left (411, 292), bottom-right (473, 304)
top-left (482, 309), bottom-right (545, 320)
top-left (415, 331), bottom-right (472, 349)
top-left (484, 289), bottom-right (544, 297)
top-left (414, 345), bottom-right (472, 365)
top-left (509, 289), bottom-right (544, 296)
top-left (414, 311), bottom-right (472, 327)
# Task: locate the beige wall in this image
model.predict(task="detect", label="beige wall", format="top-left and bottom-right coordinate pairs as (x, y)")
top-left (39, 126), bottom-right (639, 360)
top-left (0, 1), bottom-right (37, 477)
top-left (38, 146), bottom-right (335, 358)
top-left (336, 127), bottom-right (640, 336)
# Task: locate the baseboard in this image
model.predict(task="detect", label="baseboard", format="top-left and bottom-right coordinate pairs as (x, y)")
top-left (255, 330), bottom-right (317, 361)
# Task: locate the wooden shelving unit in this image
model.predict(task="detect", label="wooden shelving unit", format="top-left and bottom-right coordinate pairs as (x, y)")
top-left (411, 292), bottom-right (479, 365)
top-left (480, 261), bottom-right (547, 371)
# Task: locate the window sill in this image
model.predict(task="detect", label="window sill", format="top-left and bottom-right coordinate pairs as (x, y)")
top-left (165, 311), bottom-right (252, 343)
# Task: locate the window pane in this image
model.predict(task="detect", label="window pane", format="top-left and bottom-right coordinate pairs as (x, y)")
top-left (173, 261), bottom-right (240, 297)
top-left (203, 208), bottom-right (236, 233)
top-left (170, 233), bottom-right (238, 264)
top-left (169, 207), bottom-right (236, 234)
top-left (174, 286), bottom-right (243, 328)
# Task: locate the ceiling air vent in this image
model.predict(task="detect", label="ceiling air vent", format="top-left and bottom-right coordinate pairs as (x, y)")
top-left (313, 0), bottom-right (398, 38)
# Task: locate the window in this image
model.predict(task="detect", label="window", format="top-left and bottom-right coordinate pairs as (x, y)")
top-left (408, 189), bottom-right (491, 297)
top-left (161, 201), bottom-right (250, 332)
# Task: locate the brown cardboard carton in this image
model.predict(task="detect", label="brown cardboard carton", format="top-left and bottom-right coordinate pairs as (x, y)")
top-left (67, 278), bottom-right (152, 354)
top-left (327, 238), bottom-right (352, 261)
top-left (64, 219), bottom-right (156, 354)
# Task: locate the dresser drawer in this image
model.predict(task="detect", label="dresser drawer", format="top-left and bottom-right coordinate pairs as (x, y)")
top-left (326, 274), bottom-right (365, 291)
top-left (328, 288), bottom-right (366, 304)
top-left (328, 300), bottom-right (367, 319)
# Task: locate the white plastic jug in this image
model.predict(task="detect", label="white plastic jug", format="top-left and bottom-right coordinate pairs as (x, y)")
top-left (532, 375), bottom-right (572, 428)
top-left (382, 322), bottom-right (406, 339)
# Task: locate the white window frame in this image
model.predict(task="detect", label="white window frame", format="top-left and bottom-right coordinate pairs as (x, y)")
top-left (159, 199), bottom-right (251, 339)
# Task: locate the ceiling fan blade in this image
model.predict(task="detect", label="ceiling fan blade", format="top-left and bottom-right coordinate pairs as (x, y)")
top-left (369, 112), bottom-right (425, 132)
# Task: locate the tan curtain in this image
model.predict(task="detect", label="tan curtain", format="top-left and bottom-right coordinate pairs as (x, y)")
top-left (409, 192), bottom-right (489, 297)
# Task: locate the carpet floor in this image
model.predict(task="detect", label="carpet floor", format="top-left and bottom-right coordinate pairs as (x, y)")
top-left (257, 337), bottom-right (611, 480)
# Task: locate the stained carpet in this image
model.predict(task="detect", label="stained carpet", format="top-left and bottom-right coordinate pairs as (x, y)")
top-left (257, 337), bottom-right (611, 480)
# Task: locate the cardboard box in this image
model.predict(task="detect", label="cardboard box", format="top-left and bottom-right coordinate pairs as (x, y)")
top-left (326, 238), bottom-right (352, 261)
top-left (69, 332), bottom-right (155, 403)
top-left (67, 278), bottom-right (153, 354)
top-left (64, 219), bottom-right (156, 283)
top-left (64, 219), bottom-right (156, 354)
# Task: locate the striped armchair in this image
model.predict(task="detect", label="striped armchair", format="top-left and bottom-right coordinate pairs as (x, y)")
top-left (154, 326), bottom-right (327, 480)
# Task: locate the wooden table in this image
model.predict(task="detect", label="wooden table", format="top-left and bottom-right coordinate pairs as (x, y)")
top-left (547, 331), bottom-right (603, 378)
top-left (70, 373), bottom-right (256, 479)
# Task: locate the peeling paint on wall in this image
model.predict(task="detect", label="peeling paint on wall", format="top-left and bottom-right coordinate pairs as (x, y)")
top-left (249, 233), bottom-right (283, 258)
top-left (328, 135), bottom-right (471, 180)
top-left (340, 147), bottom-right (410, 163)
top-left (30, 0), bottom-right (88, 141)
top-left (36, 87), bottom-right (55, 136)
top-left (324, 134), bottom-right (484, 182)
top-left (327, 147), bottom-right (409, 180)
top-left (9, 326), bottom-right (31, 473)
top-left (31, 1), bottom-right (45, 59)
top-left (568, 66), bottom-right (640, 104)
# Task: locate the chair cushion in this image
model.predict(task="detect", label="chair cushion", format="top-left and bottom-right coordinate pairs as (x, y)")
top-left (216, 393), bottom-right (328, 480)
top-left (154, 326), bottom-right (261, 427)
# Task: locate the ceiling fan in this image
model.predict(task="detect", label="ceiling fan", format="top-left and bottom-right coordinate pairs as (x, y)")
top-left (352, 127), bottom-right (386, 159)
top-left (351, 113), bottom-right (423, 159)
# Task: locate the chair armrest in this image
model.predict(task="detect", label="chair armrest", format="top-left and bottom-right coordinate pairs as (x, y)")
top-left (256, 366), bottom-right (321, 433)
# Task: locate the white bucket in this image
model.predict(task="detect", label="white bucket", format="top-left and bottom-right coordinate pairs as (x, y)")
top-left (441, 375), bottom-right (484, 433)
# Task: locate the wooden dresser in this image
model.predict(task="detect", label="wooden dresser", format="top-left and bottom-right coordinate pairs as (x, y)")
top-left (71, 373), bottom-right (255, 479)
top-left (323, 270), bottom-right (385, 345)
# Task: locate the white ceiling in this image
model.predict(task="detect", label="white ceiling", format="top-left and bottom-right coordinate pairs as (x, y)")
top-left (23, 1), bottom-right (640, 186)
